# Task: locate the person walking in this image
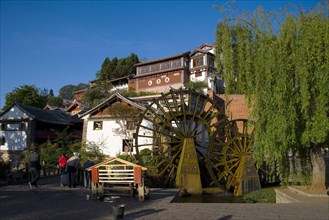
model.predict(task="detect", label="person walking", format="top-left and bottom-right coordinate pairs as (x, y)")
top-left (83, 159), bottom-right (94, 188)
top-left (66, 152), bottom-right (80, 188)
top-left (28, 147), bottom-right (41, 189)
top-left (58, 154), bottom-right (67, 175)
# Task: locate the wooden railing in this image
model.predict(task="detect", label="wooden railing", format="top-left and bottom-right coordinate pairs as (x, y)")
top-left (98, 164), bottom-right (135, 184)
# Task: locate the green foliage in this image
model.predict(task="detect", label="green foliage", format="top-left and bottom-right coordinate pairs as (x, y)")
top-left (116, 153), bottom-right (138, 163)
top-left (3, 85), bottom-right (48, 110)
top-left (39, 140), bottom-right (69, 166)
top-left (81, 81), bottom-right (113, 107)
top-left (120, 88), bottom-right (158, 98)
top-left (59, 83), bottom-right (88, 100)
top-left (47, 96), bottom-right (64, 107)
top-left (215, 1), bottom-right (329, 182)
top-left (80, 141), bottom-right (108, 165)
top-left (184, 81), bottom-right (208, 91)
top-left (138, 148), bottom-right (153, 166)
top-left (96, 53), bottom-right (139, 81)
top-left (3, 83), bottom-right (88, 110)
top-left (243, 187), bottom-right (276, 203)
top-left (59, 85), bottom-right (76, 100)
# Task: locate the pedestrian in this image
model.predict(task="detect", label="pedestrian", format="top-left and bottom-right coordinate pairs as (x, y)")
top-left (58, 154), bottom-right (67, 175)
top-left (28, 146), bottom-right (41, 189)
top-left (58, 153), bottom-right (68, 186)
top-left (66, 152), bottom-right (80, 188)
top-left (83, 158), bottom-right (94, 188)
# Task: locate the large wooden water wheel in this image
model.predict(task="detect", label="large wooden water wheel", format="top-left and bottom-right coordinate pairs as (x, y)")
top-left (208, 119), bottom-right (261, 195)
top-left (134, 89), bottom-right (260, 195)
top-left (134, 89), bottom-right (225, 193)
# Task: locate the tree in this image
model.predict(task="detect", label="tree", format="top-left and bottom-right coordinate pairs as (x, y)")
top-left (58, 83), bottom-right (88, 100)
top-left (81, 81), bottom-right (113, 108)
top-left (47, 96), bottom-right (64, 107)
top-left (49, 89), bottom-right (54, 97)
top-left (75, 83), bottom-right (89, 91)
top-left (97, 57), bottom-right (112, 81)
top-left (59, 85), bottom-right (76, 100)
top-left (3, 85), bottom-right (48, 109)
top-left (96, 53), bottom-right (139, 81)
top-left (108, 102), bottom-right (141, 156)
top-left (215, 1), bottom-right (329, 191)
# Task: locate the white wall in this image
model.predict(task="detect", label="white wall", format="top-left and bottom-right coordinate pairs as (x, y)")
top-left (84, 117), bottom-right (154, 157)
top-left (136, 119), bottom-right (153, 153)
top-left (85, 119), bottom-right (125, 157)
top-left (0, 130), bottom-right (27, 151)
top-left (0, 105), bottom-right (30, 151)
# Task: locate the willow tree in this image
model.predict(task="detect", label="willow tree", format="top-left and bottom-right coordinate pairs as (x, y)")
top-left (215, 2), bottom-right (329, 191)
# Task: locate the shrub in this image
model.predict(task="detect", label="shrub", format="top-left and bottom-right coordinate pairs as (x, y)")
top-left (0, 160), bottom-right (11, 179)
top-left (243, 187), bottom-right (276, 203)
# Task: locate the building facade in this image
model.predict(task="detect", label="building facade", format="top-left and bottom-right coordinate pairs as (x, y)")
top-left (0, 101), bottom-right (83, 167)
top-left (79, 92), bottom-right (150, 157)
top-left (130, 52), bottom-right (191, 93)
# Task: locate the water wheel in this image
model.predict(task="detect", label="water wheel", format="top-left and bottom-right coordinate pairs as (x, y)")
top-left (134, 89), bottom-right (226, 193)
top-left (208, 119), bottom-right (260, 195)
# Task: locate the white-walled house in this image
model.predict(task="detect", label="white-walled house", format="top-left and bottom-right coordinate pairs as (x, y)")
top-left (0, 101), bottom-right (83, 167)
top-left (79, 92), bottom-right (150, 157)
top-left (189, 43), bottom-right (223, 94)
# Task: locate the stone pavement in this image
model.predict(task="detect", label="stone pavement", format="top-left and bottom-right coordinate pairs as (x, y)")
top-left (0, 176), bottom-right (328, 220)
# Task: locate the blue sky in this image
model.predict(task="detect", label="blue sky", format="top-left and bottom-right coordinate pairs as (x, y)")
top-left (0, 0), bottom-right (319, 109)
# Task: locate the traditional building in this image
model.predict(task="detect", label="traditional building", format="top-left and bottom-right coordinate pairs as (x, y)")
top-left (129, 43), bottom-right (223, 95)
top-left (189, 43), bottom-right (223, 94)
top-left (79, 92), bottom-right (149, 157)
top-left (66, 99), bottom-right (87, 116)
top-left (0, 101), bottom-right (83, 166)
top-left (130, 52), bottom-right (190, 93)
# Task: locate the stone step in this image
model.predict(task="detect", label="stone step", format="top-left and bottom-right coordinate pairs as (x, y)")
top-left (275, 188), bottom-right (303, 203)
top-left (275, 186), bottom-right (328, 203)
top-left (287, 186), bottom-right (328, 198)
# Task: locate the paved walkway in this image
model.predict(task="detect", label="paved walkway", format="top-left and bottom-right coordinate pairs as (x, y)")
top-left (0, 176), bottom-right (328, 220)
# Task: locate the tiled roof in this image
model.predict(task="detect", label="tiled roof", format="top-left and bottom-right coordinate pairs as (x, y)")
top-left (11, 101), bottom-right (82, 125)
top-left (79, 92), bottom-right (146, 118)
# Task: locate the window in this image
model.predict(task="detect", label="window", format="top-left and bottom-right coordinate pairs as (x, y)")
top-left (171, 59), bottom-right (181, 68)
top-left (208, 57), bottom-right (215, 67)
top-left (141, 66), bottom-right (149, 74)
top-left (193, 57), bottom-right (204, 67)
top-left (151, 64), bottom-right (159, 72)
top-left (195, 71), bottom-right (202, 77)
top-left (2, 123), bottom-right (20, 131)
top-left (93, 121), bottom-right (103, 130)
top-left (122, 139), bottom-right (133, 152)
top-left (161, 62), bottom-right (170, 70)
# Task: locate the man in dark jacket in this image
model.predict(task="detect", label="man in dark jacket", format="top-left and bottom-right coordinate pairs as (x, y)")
top-left (28, 147), bottom-right (41, 189)
top-left (66, 152), bottom-right (80, 188)
top-left (83, 159), bottom-right (94, 188)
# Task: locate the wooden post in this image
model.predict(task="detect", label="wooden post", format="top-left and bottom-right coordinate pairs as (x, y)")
top-left (91, 167), bottom-right (99, 198)
top-left (134, 166), bottom-right (145, 201)
top-left (138, 181), bottom-right (145, 201)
